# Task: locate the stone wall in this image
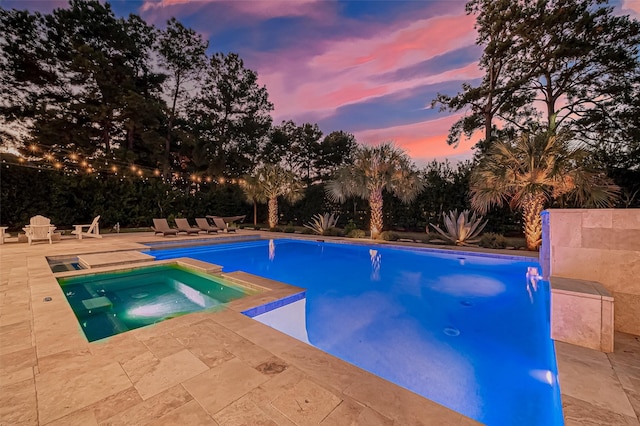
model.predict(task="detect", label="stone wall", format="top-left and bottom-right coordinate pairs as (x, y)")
top-left (541, 209), bottom-right (640, 335)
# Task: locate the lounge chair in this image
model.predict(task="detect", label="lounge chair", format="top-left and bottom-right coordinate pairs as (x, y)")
top-left (152, 218), bottom-right (178, 237)
top-left (174, 218), bottom-right (202, 235)
top-left (195, 218), bottom-right (219, 234)
top-left (209, 216), bottom-right (237, 233)
top-left (23, 215), bottom-right (56, 245)
top-left (72, 215), bottom-right (102, 240)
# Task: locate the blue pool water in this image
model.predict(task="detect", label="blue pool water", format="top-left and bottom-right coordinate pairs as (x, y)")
top-left (151, 239), bottom-right (563, 425)
top-left (58, 264), bottom-right (250, 341)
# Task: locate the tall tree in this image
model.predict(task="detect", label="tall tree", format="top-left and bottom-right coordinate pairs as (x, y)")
top-left (158, 17), bottom-right (208, 178)
top-left (327, 143), bottom-right (424, 239)
top-left (315, 130), bottom-right (358, 180)
top-left (189, 53), bottom-right (273, 178)
top-left (435, 0), bottom-right (640, 154)
top-left (1, 0), bottom-right (166, 167)
top-left (470, 131), bottom-right (619, 250)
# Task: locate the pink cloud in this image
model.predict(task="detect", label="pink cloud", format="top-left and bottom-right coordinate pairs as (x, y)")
top-left (310, 14), bottom-right (476, 73)
top-left (139, 0), bottom-right (326, 24)
top-left (354, 114), bottom-right (478, 166)
top-left (260, 13), bottom-right (477, 121)
top-left (621, 0), bottom-right (640, 18)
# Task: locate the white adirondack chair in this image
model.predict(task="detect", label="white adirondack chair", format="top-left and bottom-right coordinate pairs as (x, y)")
top-left (72, 215), bottom-right (102, 240)
top-left (23, 215), bottom-right (56, 245)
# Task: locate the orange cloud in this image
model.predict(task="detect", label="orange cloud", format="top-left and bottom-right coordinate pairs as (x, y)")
top-left (354, 114), bottom-right (479, 165)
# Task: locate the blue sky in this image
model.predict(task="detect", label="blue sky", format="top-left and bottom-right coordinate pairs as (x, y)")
top-left (2, 0), bottom-right (639, 165)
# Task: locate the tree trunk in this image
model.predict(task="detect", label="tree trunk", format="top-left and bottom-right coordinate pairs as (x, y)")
top-left (369, 189), bottom-right (384, 239)
top-left (253, 200), bottom-right (257, 226)
top-left (268, 198), bottom-right (278, 228)
top-left (522, 193), bottom-right (546, 250)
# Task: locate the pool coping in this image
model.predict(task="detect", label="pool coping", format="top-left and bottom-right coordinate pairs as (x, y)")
top-left (1, 231), bottom-right (637, 425)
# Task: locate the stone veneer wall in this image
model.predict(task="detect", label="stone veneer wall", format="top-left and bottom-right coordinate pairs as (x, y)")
top-left (541, 209), bottom-right (640, 336)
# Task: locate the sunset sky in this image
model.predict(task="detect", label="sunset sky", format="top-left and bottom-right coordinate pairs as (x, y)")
top-left (2, 0), bottom-right (639, 165)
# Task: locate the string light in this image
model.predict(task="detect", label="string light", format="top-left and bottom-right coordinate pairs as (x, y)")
top-left (4, 142), bottom-right (238, 185)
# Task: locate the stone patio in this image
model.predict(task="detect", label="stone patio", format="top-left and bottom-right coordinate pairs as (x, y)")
top-left (1, 231), bottom-right (638, 425)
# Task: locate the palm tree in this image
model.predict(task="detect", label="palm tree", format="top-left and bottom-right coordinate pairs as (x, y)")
top-left (326, 143), bottom-right (424, 239)
top-left (247, 164), bottom-right (303, 228)
top-left (470, 131), bottom-right (619, 250)
top-left (239, 175), bottom-right (261, 226)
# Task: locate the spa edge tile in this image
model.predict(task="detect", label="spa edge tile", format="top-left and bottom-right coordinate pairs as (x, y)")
top-left (182, 357), bottom-right (270, 416)
top-left (270, 378), bottom-right (343, 424)
top-left (563, 394), bottom-right (639, 426)
top-left (126, 349), bottom-right (209, 400)
top-left (319, 397), bottom-right (394, 426)
top-left (36, 361), bottom-right (132, 425)
top-left (147, 399), bottom-right (218, 426)
top-left (0, 377), bottom-right (37, 426)
top-left (212, 396), bottom-right (279, 426)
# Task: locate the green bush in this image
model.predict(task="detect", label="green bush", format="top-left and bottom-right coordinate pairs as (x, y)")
top-left (300, 227), bottom-right (314, 234)
top-left (322, 227), bottom-right (344, 237)
top-left (344, 219), bottom-right (357, 235)
top-left (253, 225), bottom-right (261, 230)
top-left (379, 231), bottom-right (399, 241)
top-left (347, 229), bottom-right (366, 238)
top-left (283, 226), bottom-right (296, 233)
top-left (479, 232), bottom-right (508, 249)
top-left (269, 227), bottom-right (283, 232)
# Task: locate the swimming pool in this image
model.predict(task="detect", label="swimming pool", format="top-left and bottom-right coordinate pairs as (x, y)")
top-left (151, 238), bottom-right (563, 425)
top-left (58, 264), bottom-right (252, 342)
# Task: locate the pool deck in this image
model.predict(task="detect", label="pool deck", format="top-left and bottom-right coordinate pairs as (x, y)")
top-left (1, 231), bottom-right (638, 425)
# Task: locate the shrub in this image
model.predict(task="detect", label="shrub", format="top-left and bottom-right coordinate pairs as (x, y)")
top-left (344, 219), bottom-right (357, 235)
top-left (322, 227), bottom-right (345, 237)
top-left (379, 231), bottom-right (399, 241)
top-left (430, 209), bottom-right (487, 246)
top-left (300, 227), bottom-right (314, 235)
top-left (347, 229), bottom-right (366, 239)
top-left (253, 226), bottom-right (261, 231)
top-left (269, 227), bottom-right (283, 232)
top-left (304, 212), bottom-right (339, 235)
top-left (479, 232), bottom-right (508, 249)
top-left (283, 226), bottom-right (296, 233)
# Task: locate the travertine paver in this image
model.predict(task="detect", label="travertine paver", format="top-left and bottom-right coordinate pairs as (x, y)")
top-left (0, 231), bottom-right (637, 425)
top-left (36, 361), bottom-right (132, 424)
top-left (270, 378), bottom-right (342, 424)
top-left (183, 357), bottom-right (270, 416)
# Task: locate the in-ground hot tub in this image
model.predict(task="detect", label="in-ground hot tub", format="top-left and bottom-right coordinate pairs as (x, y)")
top-left (58, 263), bottom-right (254, 342)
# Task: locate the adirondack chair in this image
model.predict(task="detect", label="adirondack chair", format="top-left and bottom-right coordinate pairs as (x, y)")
top-left (72, 215), bottom-right (102, 240)
top-left (23, 215), bottom-right (56, 245)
